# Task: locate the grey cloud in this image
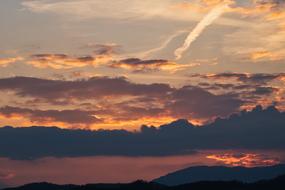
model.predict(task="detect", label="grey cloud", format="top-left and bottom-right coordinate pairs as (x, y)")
top-left (0, 76), bottom-right (172, 101)
top-left (0, 77), bottom-right (243, 120)
top-left (111, 58), bottom-right (176, 72)
top-left (194, 73), bottom-right (285, 85)
top-left (167, 86), bottom-right (243, 119)
top-left (0, 106), bottom-right (101, 125)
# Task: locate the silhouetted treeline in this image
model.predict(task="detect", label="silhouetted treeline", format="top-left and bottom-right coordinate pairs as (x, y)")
top-left (3, 175), bottom-right (285, 190)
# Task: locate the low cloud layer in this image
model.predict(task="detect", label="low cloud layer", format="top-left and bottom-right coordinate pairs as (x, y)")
top-left (0, 73), bottom-right (283, 128)
top-left (0, 76), bottom-right (244, 127)
top-left (0, 105), bottom-right (285, 159)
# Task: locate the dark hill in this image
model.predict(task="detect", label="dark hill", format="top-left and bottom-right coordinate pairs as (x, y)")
top-left (153, 164), bottom-right (285, 186)
top-left (3, 175), bottom-right (285, 190)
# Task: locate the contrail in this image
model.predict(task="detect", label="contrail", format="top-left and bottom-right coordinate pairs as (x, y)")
top-left (174, 4), bottom-right (229, 60)
top-left (140, 29), bottom-right (188, 58)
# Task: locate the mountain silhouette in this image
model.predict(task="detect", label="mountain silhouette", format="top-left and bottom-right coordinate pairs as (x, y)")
top-left (153, 164), bottom-right (285, 186)
top-left (3, 175), bottom-right (285, 190)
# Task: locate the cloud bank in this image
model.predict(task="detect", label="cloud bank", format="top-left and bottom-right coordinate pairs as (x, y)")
top-left (0, 105), bottom-right (285, 159)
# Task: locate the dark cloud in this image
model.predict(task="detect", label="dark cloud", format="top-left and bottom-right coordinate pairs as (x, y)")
top-left (1, 106), bottom-right (285, 160)
top-left (117, 58), bottom-right (169, 66)
top-left (0, 77), bottom-right (243, 121)
top-left (167, 86), bottom-right (243, 119)
top-left (0, 76), bottom-right (171, 101)
top-left (0, 106), bottom-right (101, 125)
top-left (81, 43), bottom-right (120, 55)
top-left (253, 86), bottom-right (278, 95)
top-left (257, 0), bottom-right (285, 8)
top-left (193, 73), bottom-right (285, 85)
top-left (111, 58), bottom-right (179, 72)
top-left (28, 54), bottom-right (101, 69)
top-left (92, 44), bottom-right (120, 55)
top-left (190, 73), bottom-right (285, 109)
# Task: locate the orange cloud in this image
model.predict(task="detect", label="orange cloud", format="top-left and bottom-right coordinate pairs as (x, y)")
top-left (0, 106), bottom-right (101, 130)
top-left (0, 57), bottom-right (23, 67)
top-left (250, 50), bottom-right (284, 61)
top-left (207, 153), bottom-right (280, 167)
top-left (27, 54), bottom-right (113, 69)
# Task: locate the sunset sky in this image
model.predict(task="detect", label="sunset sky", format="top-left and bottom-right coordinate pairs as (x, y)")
top-left (1, 0), bottom-right (285, 188)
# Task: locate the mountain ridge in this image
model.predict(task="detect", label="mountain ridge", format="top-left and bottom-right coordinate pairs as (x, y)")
top-left (152, 164), bottom-right (285, 186)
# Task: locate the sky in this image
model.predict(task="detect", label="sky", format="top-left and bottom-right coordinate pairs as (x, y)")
top-left (0, 0), bottom-right (285, 187)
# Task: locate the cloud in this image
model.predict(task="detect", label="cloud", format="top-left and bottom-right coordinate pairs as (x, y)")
top-left (167, 86), bottom-right (243, 119)
top-left (253, 86), bottom-right (278, 95)
top-left (0, 74), bottom-right (283, 128)
top-left (190, 72), bottom-right (285, 110)
top-left (0, 76), bottom-right (244, 124)
top-left (1, 105), bottom-right (285, 159)
top-left (25, 49), bottom-right (196, 72)
top-left (257, 0), bottom-right (285, 8)
top-left (111, 58), bottom-right (194, 72)
top-left (175, 3), bottom-right (230, 60)
top-left (206, 153), bottom-right (280, 167)
top-left (25, 43), bottom-right (118, 69)
top-left (86, 43), bottom-right (120, 55)
top-left (193, 73), bottom-right (285, 84)
top-left (0, 57), bottom-right (23, 67)
top-left (27, 53), bottom-right (112, 69)
top-left (249, 50), bottom-right (285, 61)
top-left (0, 76), bottom-right (171, 101)
top-left (0, 106), bottom-right (101, 125)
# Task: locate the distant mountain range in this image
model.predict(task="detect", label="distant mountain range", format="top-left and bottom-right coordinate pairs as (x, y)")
top-left (3, 175), bottom-right (285, 190)
top-left (3, 165), bottom-right (285, 190)
top-left (153, 164), bottom-right (285, 186)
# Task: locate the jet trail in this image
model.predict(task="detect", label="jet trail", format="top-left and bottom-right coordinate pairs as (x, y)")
top-left (141, 30), bottom-right (188, 58)
top-left (174, 4), bottom-right (229, 60)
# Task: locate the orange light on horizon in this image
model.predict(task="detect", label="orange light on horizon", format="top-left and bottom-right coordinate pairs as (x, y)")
top-left (206, 153), bottom-right (280, 167)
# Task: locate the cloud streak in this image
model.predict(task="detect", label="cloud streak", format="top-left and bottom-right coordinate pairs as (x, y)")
top-left (175, 4), bottom-right (229, 60)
